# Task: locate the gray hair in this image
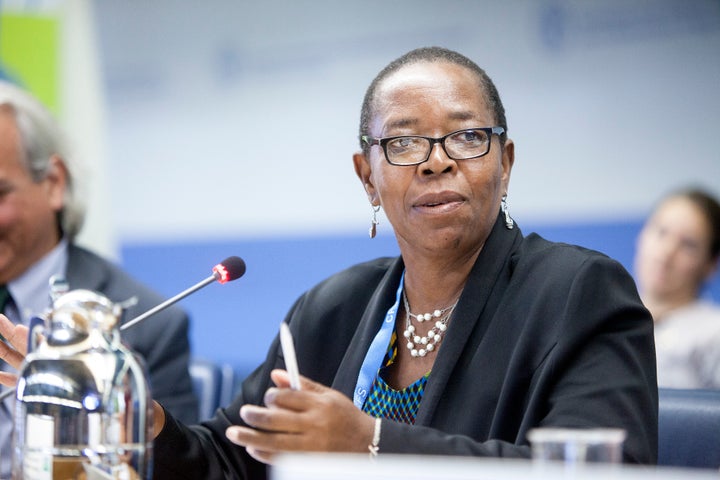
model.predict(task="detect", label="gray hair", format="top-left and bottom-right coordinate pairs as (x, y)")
top-left (0, 81), bottom-right (85, 239)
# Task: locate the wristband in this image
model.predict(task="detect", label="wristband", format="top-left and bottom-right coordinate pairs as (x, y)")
top-left (368, 417), bottom-right (381, 458)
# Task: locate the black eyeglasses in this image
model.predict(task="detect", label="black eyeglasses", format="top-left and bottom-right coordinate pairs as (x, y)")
top-left (360, 126), bottom-right (505, 166)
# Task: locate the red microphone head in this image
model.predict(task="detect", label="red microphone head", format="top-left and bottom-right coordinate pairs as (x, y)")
top-left (212, 256), bottom-right (246, 284)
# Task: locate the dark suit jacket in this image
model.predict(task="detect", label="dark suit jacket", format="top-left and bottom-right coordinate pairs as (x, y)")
top-left (154, 216), bottom-right (657, 479)
top-left (66, 244), bottom-right (198, 424)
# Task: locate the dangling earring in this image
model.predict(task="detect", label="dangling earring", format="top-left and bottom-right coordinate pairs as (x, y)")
top-left (501, 194), bottom-right (514, 230)
top-left (369, 204), bottom-right (381, 238)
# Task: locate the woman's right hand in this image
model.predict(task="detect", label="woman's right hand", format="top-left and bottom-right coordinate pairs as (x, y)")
top-left (0, 313), bottom-right (28, 388)
top-left (152, 400), bottom-right (166, 440)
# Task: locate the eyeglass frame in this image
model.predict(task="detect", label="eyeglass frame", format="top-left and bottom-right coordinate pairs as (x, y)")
top-left (360, 126), bottom-right (506, 166)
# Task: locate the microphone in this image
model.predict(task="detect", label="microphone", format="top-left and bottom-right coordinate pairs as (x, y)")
top-left (120, 256), bottom-right (246, 331)
top-left (0, 257), bottom-right (246, 403)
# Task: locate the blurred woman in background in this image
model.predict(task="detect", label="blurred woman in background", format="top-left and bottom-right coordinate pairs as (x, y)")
top-left (635, 187), bottom-right (720, 388)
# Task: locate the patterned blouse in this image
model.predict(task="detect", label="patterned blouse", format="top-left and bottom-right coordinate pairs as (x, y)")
top-left (362, 331), bottom-right (430, 424)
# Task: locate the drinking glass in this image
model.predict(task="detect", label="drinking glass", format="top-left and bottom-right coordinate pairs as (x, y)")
top-left (527, 428), bottom-right (626, 466)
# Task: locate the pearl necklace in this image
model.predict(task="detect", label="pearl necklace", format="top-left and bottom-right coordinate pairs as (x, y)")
top-left (402, 290), bottom-right (458, 358)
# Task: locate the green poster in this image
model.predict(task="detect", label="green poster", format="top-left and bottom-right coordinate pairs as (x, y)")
top-left (0, 12), bottom-right (60, 113)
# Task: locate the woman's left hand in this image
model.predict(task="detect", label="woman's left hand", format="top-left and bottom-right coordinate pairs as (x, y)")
top-left (225, 369), bottom-right (376, 464)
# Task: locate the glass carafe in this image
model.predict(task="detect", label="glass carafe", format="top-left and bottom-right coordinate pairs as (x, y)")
top-left (12, 289), bottom-right (152, 479)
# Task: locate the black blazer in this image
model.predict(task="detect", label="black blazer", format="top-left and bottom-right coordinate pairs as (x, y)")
top-left (67, 244), bottom-right (198, 424)
top-left (154, 216), bottom-right (658, 479)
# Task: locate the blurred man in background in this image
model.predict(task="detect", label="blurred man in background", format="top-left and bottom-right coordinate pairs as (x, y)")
top-left (634, 187), bottom-right (720, 389)
top-left (0, 80), bottom-right (198, 477)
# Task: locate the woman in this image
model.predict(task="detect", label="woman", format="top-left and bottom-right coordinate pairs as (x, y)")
top-left (634, 188), bottom-right (720, 388)
top-left (1, 47), bottom-right (657, 478)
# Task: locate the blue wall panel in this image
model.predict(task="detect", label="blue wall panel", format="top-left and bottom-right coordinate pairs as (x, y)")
top-left (120, 220), bottom-right (720, 380)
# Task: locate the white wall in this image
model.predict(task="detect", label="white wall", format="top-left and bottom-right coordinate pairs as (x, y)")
top-left (92, 0), bottom-right (720, 245)
top-left (59, 0), bottom-right (115, 258)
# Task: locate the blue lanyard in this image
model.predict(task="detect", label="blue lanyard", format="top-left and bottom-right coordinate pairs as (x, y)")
top-left (353, 272), bottom-right (404, 409)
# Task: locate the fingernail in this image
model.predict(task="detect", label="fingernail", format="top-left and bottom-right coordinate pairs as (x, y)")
top-left (264, 388), bottom-right (277, 405)
top-left (239, 405), bottom-right (249, 422)
top-left (226, 426), bottom-right (241, 443)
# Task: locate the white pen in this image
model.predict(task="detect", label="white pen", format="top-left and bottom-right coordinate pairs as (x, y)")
top-left (279, 322), bottom-right (301, 390)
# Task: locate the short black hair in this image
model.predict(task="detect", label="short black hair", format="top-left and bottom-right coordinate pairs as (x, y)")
top-left (358, 46), bottom-right (507, 156)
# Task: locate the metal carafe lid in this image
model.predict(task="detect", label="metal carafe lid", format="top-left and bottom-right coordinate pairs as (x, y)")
top-left (45, 289), bottom-right (123, 347)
